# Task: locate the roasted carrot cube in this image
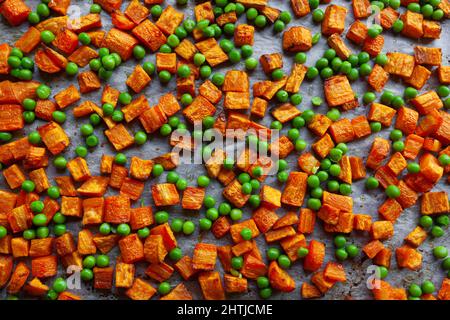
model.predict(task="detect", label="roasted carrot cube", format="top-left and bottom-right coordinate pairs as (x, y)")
top-left (312, 133), bottom-right (335, 159)
top-left (384, 52), bottom-right (415, 77)
top-left (139, 104), bottom-right (167, 133)
top-left (329, 118), bottom-right (355, 143)
top-left (230, 219), bottom-right (260, 243)
top-left (412, 90), bottom-right (443, 115)
top-left (126, 64), bottom-right (151, 93)
top-left (346, 20), bottom-right (368, 45)
top-left (234, 24), bottom-right (254, 46)
top-left (132, 19), bottom-right (166, 52)
top-left (103, 28), bottom-right (138, 60)
top-left (396, 245), bottom-right (422, 270)
top-left (155, 5), bottom-right (184, 35)
top-left (421, 191), bottom-right (449, 215)
top-left (304, 240), bottom-right (325, 272)
top-left (324, 75), bottom-right (355, 107)
top-left (198, 271), bottom-right (225, 300)
top-left (31, 256), bottom-right (57, 278)
top-left (93, 267), bottom-right (113, 290)
top-left (104, 195), bottom-right (130, 223)
top-left (291, 0), bottom-right (310, 17)
top-left (322, 5), bottom-right (347, 36)
top-left (212, 216), bottom-right (231, 239)
top-left (401, 10), bottom-right (423, 38)
top-left (282, 26), bottom-right (312, 52)
top-left (0, 0), bottom-right (31, 26)
top-left (37, 121), bottom-right (69, 155)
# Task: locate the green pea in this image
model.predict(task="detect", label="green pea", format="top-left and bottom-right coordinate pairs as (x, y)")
top-left (53, 278), bottom-right (67, 293)
top-left (267, 247), bottom-right (280, 260)
top-left (421, 280), bottom-right (435, 294)
top-left (155, 211), bottom-right (169, 224)
top-left (392, 19), bottom-right (404, 33)
top-left (254, 15), bottom-right (267, 28)
top-left (47, 186), bottom-right (60, 199)
top-left (230, 208), bottom-right (243, 221)
top-left (257, 276), bottom-right (270, 289)
top-left (370, 121), bottom-right (382, 132)
top-left (115, 153), bottom-right (127, 165)
top-left (335, 248), bottom-right (348, 261)
top-left (386, 185), bottom-right (400, 198)
top-left (117, 223), bottom-right (131, 236)
top-left (36, 226), bottom-right (49, 238)
top-left (182, 221), bottom-right (195, 235)
top-left (53, 156), bottom-right (67, 170)
top-left (96, 255), bottom-right (110, 268)
top-left (346, 244), bottom-right (359, 258)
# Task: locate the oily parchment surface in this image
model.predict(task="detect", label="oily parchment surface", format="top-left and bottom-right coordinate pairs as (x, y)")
top-left (0, 0), bottom-right (449, 300)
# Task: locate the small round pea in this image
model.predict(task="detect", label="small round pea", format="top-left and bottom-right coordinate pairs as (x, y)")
top-left (307, 198), bottom-right (322, 210)
top-left (240, 228), bottom-right (252, 241)
top-left (346, 244), bottom-right (359, 258)
top-left (53, 224), bottom-right (66, 236)
top-left (0, 226), bottom-right (7, 239)
top-left (334, 235), bottom-right (347, 248)
top-left (432, 226), bottom-right (444, 237)
top-left (438, 154), bottom-right (450, 166)
top-left (230, 208), bottom-right (243, 221)
top-left (246, 8), bottom-right (258, 20)
top-left (231, 256), bottom-right (244, 270)
top-left (199, 218), bottom-right (212, 231)
top-left (200, 65), bottom-right (212, 79)
top-left (335, 248), bottom-right (348, 261)
top-left (443, 258), bottom-right (450, 270)
top-left (22, 180), bottom-right (35, 193)
top-left (30, 200), bottom-right (44, 213)
top-left (23, 229), bottom-right (36, 240)
top-left (392, 19), bottom-right (404, 33)
top-left (115, 153), bottom-right (127, 165)
top-left (28, 11), bottom-right (40, 24)
top-left (408, 284), bottom-right (422, 297)
top-left (404, 87), bottom-right (418, 99)
top-left (53, 278), bottom-right (67, 293)
top-left (386, 185), bottom-right (401, 198)
top-left (267, 247), bottom-right (280, 260)
top-left (85, 135), bottom-right (100, 149)
top-left (370, 121), bottom-right (382, 133)
top-left (96, 255), bottom-right (110, 268)
top-left (363, 92), bottom-right (377, 104)
top-left (436, 215), bottom-right (449, 227)
top-left (159, 70), bottom-right (172, 83)
top-left (36, 226), bottom-right (49, 238)
top-left (421, 280), bottom-right (435, 294)
top-left (377, 266), bottom-right (389, 279)
top-left (433, 246), bottom-right (448, 259)
top-left (33, 213), bottom-right (47, 227)
top-left (375, 53), bottom-right (389, 66)
top-left (257, 276), bottom-right (270, 289)
top-left (47, 186), bottom-right (60, 199)
top-left (254, 15), bottom-right (267, 28)
top-left (40, 30), bottom-right (55, 43)
top-left (168, 248), bottom-right (182, 262)
top-left (228, 49), bottom-right (241, 63)
top-left (306, 66), bottom-right (319, 80)
top-left (365, 177), bottom-right (379, 190)
top-left (182, 221), bottom-right (195, 235)
top-left (7, 57), bottom-right (21, 69)
top-left (90, 3), bottom-right (101, 13)
top-left (36, 84), bottom-right (51, 99)
top-left (99, 223), bottom-right (111, 235)
top-left (312, 9), bottom-right (324, 22)
top-left (155, 211), bottom-right (169, 224)
top-left (419, 215), bottom-right (433, 228)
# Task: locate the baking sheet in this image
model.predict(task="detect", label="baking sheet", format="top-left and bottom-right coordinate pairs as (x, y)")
top-left (0, 0), bottom-right (449, 300)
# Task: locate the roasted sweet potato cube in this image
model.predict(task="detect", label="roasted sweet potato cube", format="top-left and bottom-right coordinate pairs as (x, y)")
top-left (423, 137), bottom-right (442, 153)
top-left (282, 26), bottom-right (312, 52)
top-left (416, 109), bottom-right (443, 137)
top-left (128, 157), bottom-right (153, 182)
top-left (385, 152), bottom-right (407, 176)
top-left (368, 102), bottom-right (396, 127)
top-left (109, 164), bottom-right (128, 189)
top-left (151, 183), bottom-right (179, 206)
top-left (414, 46), bottom-right (441, 66)
top-left (0, 189), bottom-right (17, 215)
top-left (104, 123), bottom-right (135, 151)
top-left (397, 180), bottom-right (419, 209)
top-left (77, 71), bottom-right (101, 94)
top-left (394, 106), bottom-right (419, 135)
top-left (29, 238), bottom-right (53, 257)
top-left (329, 118), bottom-right (355, 143)
top-left (365, 137), bottom-right (390, 171)
top-left (192, 243), bottom-right (217, 271)
top-left (352, 0), bottom-right (370, 18)
top-left (93, 267), bottom-right (113, 290)
top-left (77, 229), bottom-right (96, 255)
top-left (403, 134), bottom-right (424, 160)
top-left (11, 237), bottom-right (29, 258)
top-left (311, 271), bottom-right (336, 294)
top-left (268, 261), bottom-right (296, 293)
top-left (222, 179), bottom-right (250, 208)
top-left (180, 186), bottom-right (205, 210)
top-left (284, 63), bottom-right (307, 94)
top-left (174, 38), bottom-right (198, 61)
top-left (346, 20), bottom-right (368, 44)
top-left (318, 204), bottom-right (340, 225)
top-left (280, 234), bottom-right (306, 262)
top-left (54, 232), bottom-right (75, 257)
top-left (230, 219), bottom-right (260, 243)
top-left (297, 208), bottom-right (315, 234)
top-left (121, 95), bottom-right (149, 123)
top-left (104, 195), bottom-right (130, 223)
top-left (156, 53), bottom-right (177, 74)
top-left (37, 121), bottom-right (69, 155)
top-left (304, 240), bottom-right (325, 272)
top-left (132, 19), bottom-right (166, 52)
top-left (312, 133), bottom-right (334, 159)
top-left (222, 70), bottom-right (249, 92)
top-left (0, 104), bottom-right (24, 132)
top-left (77, 176), bottom-right (109, 197)
top-left (401, 10), bottom-right (423, 38)
top-left (124, 0), bottom-right (149, 24)
top-left (378, 7), bottom-right (399, 29)
top-left (68, 13), bottom-right (102, 32)
top-left (291, 0), bottom-right (310, 17)
top-left (271, 103), bottom-right (301, 124)
top-left (211, 216), bottom-right (231, 239)
top-left (362, 35), bottom-right (384, 57)
top-left (0, 0), bottom-right (31, 26)
top-left (270, 135), bottom-right (294, 159)
top-left (224, 91), bottom-right (250, 110)
top-left (182, 95), bottom-right (216, 124)
top-left (223, 274), bottom-right (247, 293)
top-left (404, 226), bottom-right (427, 248)
top-left (118, 234), bottom-right (144, 264)
top-left (66, 157), bottom-right (90, 182)
top-left (93, 234), bottom-right (119, 254)
top-left (327, 33), bottom-right (352, 59)
top-left (301, 282), bottom-right (322, 299)
top-left (405, 65), bottom-right (431, 90)
top-left (14, 27), bottom-right (40, 54)
top-left (378, 198), bottom-right (403, 222)
top-left (156, 5), bottom-right (184, 35)
top-left (31, 256), bottom-right (57, 278)
top-left (60, 196), bottom-right (82, 217)
top-left (422, 19), bottom-right (441, 39)
top-left (353, 214), bottom-right (372, 231)
top-left (258, 185), bottom-right (281, 210)
top-left (367, 64), bottom-right (389, 92)
top-left (139, 104), bottom-right (167, 133)
top-left (250, 97), bottom-right (268, 118)
top-left (234, 24), bottom-right (254, 46)
top-left (384, 52), bottom-right (415, 77)
top-left (0, 44), bottom-right (11, 75)
top-left (363, 240), bottom-right (384, 259)
top-left (115, 262), bottom-right (135, 289)
top-left (173, 256), bottom-right (197, 282)
top-left (259, 53), bottom-right (283, 74)
top-left (126, 64), bottom-right (151, 93)
top-left (24, 277), bottom-right (49, 296)
top-left (198, 271), bottom-right (225, 300)
top-left (54, 85), bottom-right (80, 109)
top-left (322, 5), bottom-right (347, 36)
top-left (324, 262), bottom-right (347, 283)
top-left (438, 66), bottom-right (450, 84)
top-left (297, 152), bottom-right (320, 175)
top-left (371, 221), bottom-right (394, 241)
top-left (7, 205), bottom-right (33, 233)
top-left (103, 28), bottom-right (138, 60)
top-left (260, 78), bottom-right (287, 100)
top-left (0, 235), bottom-right (12, 254)
top-left (160, 283), bottom-right (192, 300)
top-left (52, 29), bottom-right (78, 55)
top-left (324, 75), bottom-right (354, 107)
top-left (396, 245), bottom-right (422, 270)
top-left (2, 164), bottom-right (26, 189)
top-left (119, 178), bottom-right (144, 201)
top-left (308, 114), bottom-right (332, 137)
top-left (411, 91), bottom-right (443, 116)
top-left (157, 93), bottom-right (180, 117)
top-left (281, 171), bottom-right (308, 207)
top-left (198, 80), bottom-right (222, 105)
top-left (125, 278), bottom-right (156, 300)
top-left (421, 191), bottom-right (449, 215)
